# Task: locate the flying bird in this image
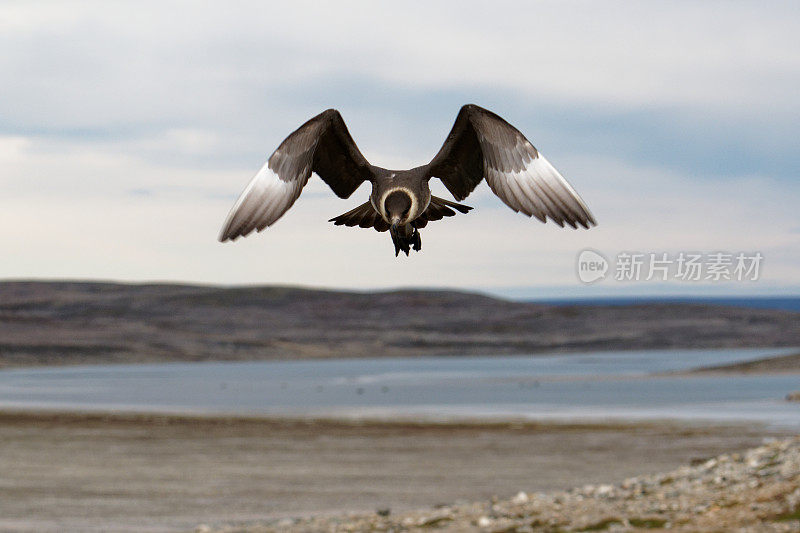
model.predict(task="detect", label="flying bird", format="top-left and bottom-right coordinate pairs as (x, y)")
top-left (219, 104), bottom-right (596, 256)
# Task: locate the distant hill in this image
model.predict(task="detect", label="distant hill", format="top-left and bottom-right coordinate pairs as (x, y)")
top-left (0, 281), bottom-right (798, 367)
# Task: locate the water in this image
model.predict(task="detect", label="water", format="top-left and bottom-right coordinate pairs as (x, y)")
top-left (530, 296), bottom-right (800, 312)
top-left (1, 348), bottom-right (798, 427)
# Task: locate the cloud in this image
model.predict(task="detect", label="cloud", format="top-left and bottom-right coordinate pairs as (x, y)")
top-left (2, 1), bottom-right (798, 183)
top-left (3, 2), bottom-right (800, 132)
top-left (0, 1), bottom-right (798, 290)
top-left (1, 133), bottom-right (796, 288)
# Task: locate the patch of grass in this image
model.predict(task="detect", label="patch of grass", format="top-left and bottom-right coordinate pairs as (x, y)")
top-left (774, 506), bottom-right (800, 522)
top-left (629, 517), bottom-right (668, 528)
top-left (577, 518), bottom-right (622, 531)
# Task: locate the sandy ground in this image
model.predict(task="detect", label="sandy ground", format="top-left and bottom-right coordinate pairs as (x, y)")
top-left (0, 411), bottom-right (792, 532)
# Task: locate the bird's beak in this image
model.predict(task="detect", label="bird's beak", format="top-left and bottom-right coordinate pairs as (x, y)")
top-left (390, 216), bottom-right (400, 231)
top-left (391, 222), bottom-right (398, 232)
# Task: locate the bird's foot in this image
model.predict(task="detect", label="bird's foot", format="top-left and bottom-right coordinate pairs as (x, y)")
top-left (411, 228), bottom-right (421, 251)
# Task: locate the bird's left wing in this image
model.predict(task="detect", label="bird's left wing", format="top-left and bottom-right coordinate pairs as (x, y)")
top-left (426, 104), bottom-right (596, 229)
top-left (219, 109), bottom-right (374, 241)
top-left (413, 196), bottom-right (472, 228)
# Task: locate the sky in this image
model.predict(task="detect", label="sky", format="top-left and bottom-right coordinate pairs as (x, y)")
top-left (1, 1), bottom-right (798, 295)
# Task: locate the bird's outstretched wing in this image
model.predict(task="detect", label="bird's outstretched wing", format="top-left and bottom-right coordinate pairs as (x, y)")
top-left (426, 104), bottom-right (596, 229)
top-left (219, 109), bottom-right (374, 241)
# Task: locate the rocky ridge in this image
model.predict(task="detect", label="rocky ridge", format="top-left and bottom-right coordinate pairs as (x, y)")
top-left (2, 281), bottom-right (799, 367)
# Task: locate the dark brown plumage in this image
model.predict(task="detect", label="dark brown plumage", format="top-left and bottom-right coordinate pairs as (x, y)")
top-left (219, 104), bottom-right (596, 256)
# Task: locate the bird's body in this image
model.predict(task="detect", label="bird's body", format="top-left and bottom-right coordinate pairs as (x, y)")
top-left (219, 104), bottom-right (596, 255)
top-left (367, 167), bottom-right (431, 255)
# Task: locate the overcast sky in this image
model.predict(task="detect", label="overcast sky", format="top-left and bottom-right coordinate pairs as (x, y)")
top-left (1, 1), bottom-right (798, 294)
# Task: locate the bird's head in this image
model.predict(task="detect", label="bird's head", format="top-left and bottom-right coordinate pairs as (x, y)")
top-left (384, 189), bottom-right (413, 228)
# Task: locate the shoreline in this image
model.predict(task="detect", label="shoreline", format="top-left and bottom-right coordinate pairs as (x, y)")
top-left (0, 407), bottom-right (776, 432)
top-left (0, 346), bottom-right (797, 374)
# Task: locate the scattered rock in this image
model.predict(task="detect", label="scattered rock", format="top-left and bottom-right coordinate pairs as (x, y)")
top-left (209, 437), bottom-right (800, 532)
top-left (477, 515), bottom-right (492, 527)
top-left (511, 491), bottom-right (529, 504)
top-left (416, 512), bottom-right (452, 527)
top-left (595, 484), bottom-right (615, 498)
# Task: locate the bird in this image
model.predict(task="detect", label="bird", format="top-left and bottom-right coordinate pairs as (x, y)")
top-left (218, 104), bottom-right (596, 256)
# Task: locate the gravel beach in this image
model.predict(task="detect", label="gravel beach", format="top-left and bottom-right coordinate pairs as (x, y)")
top-left (2, 411), bottom-right (793, 532)
top-left (210, 437), bottom-right (800, 533)
top-left (2, 411), bottom-right (795, 532)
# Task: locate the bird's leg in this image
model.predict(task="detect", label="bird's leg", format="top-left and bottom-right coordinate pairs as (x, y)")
top-left (411, 228), bottom-right (421, 251)
top-left (390, 227), bottom-right (410, 257)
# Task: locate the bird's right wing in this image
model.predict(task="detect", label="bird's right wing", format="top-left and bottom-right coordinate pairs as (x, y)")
top-left (427, 104), bottom-right (596, 229)
top-left (219, 109), bottom-right (375, 242)
top-left (329, 201), bottom-right (390, 232)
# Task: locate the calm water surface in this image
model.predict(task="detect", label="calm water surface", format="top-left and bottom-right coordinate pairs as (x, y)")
top-left (1, 348), bottom-right (798, 427)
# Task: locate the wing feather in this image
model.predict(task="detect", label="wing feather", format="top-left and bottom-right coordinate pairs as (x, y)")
top-left (330, 196), bottom-right (472, 232)
top-left (427, 104), bottom-right (596, 229)
top-left (329, 202), bottom-right (390, 232)
top-left (414, 196), bottom-right (472, 229)
top-left (219, 109), bottom-right (374, 242)
top-left (219, 163), bottom-right (304, 241)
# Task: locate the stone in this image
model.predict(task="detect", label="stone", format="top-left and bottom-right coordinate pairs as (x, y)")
top-left (511, 491), bottom-right (529, 504)
top-left (477, 516), bottom-right (492, 527)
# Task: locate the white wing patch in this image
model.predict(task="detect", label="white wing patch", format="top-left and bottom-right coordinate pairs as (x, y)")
top-left (218, 162), bottom-right (307, 242)
top-left (483, 141), bottom-right (596, 229)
